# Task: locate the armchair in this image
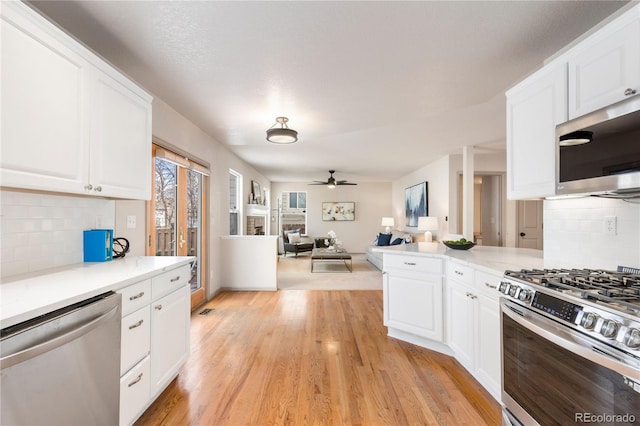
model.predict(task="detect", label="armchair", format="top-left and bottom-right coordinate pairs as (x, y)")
top-left (282, 229), bottom-right (314, 257)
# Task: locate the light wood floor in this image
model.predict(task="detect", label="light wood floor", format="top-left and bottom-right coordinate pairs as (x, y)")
top-left (135, 290), bottom-right (500, 425)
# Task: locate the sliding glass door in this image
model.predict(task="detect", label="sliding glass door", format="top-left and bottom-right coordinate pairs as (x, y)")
top-left (149, 145), bottom-right (208, 309)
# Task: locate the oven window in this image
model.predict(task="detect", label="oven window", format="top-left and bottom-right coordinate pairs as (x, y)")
top-left (503, 313), bottom-right (640, 425)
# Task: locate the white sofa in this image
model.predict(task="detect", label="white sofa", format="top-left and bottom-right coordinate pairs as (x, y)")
top-left (366, 231), bottom-right (412, 270)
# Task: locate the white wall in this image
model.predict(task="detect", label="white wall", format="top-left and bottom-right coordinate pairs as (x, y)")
top-left (544, 197), bottom-right (640, 269)
top-left (271, 182), bottom-right (392, 253)
top-left (1, 190), bottom-right (115, 278)
top-left (392, 155), bottom-right (451, 242)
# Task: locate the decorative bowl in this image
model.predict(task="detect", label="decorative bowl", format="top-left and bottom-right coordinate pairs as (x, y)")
top-left (442, 241), bottom-right (476, 250)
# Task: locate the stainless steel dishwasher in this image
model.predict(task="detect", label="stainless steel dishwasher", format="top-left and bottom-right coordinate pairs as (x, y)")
top-left (1, 291), bottom-right (122, 425)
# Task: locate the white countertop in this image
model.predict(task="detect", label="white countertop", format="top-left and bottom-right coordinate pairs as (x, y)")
top-left (371, 242), bottom-right (567, 275)
top-left (1, 256), bottom-right (194, 329)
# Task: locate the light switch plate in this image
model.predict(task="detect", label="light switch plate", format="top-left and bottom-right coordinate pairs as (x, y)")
top-left (127, 215), bottom-right (136, 229)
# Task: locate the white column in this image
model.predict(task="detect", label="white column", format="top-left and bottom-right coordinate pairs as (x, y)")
top-left (462, 145), bottom-right (474, 240)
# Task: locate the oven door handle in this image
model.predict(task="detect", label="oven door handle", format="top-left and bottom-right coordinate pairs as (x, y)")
top-left (502, 303), bottom-right (640, 380)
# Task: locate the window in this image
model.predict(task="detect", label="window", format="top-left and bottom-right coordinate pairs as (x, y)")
top-left (281, 191), bottom-right (307, 235)
top-left (229, 169), bottom-right (242, 235)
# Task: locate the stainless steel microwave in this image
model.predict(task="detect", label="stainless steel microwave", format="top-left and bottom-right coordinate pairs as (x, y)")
top-left (556, 94), bottom-right (640, 197)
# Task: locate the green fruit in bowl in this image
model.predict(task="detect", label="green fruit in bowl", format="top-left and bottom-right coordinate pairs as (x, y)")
top-left (445, 238), bottom-right (470, 245)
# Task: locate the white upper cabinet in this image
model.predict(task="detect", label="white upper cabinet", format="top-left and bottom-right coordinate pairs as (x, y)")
top-left (1, 4), bottom-right (90, 193)
top-left (0, 2), bottom-right (152, 200)
top-left (90, 70), bottom-right (152, 199)
top-left (568, 10), bottom-right (640, 119)
top-left (506, 63), bottom-right (567, 200)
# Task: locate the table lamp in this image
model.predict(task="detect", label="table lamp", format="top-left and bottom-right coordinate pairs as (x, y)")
top-left (381, 217), bottom-right (394, 234)
top-left (418, 216), bottom-right (438, 242)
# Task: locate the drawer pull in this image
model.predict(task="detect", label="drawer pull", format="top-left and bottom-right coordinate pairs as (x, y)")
top-left (155, 304), bottom-right (163, 310)
top-left (129, 292), bottom-right (145, 301)
top-left (455, 270), bottom-right (463, 275)
top-left (466, 292), bottom-right (477, 300)
top-left (485, 282), bottom-right (497, 289)
top-left (128, 319), bottom-right (144, 330)
top-left (170, 276), bottom-right (181, 282)
top-left (128, 373), bottom-right (143, 387)
top-left (624, 88), bottom-right (637, 96)
top-left (404, 262), bottom-right (416, 266)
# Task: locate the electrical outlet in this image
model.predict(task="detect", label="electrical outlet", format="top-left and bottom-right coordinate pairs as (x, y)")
top-left (604, 216), bottom-right (617, 236)
top-left (127, 215), bottom-right (136, 229)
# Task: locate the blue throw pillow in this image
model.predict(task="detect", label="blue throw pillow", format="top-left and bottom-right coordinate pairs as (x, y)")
top-left (390, 238), bottom-right (403, 245)
top-left (377, 233), bottom-right (392, 246)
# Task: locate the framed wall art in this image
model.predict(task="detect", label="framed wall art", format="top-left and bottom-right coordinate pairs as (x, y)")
top-left (405, 182), bottom-right (428, 227)
top-left (251, 180), bottom-right (261, 203)
top-left (322, 202), bottom-right (355, 221)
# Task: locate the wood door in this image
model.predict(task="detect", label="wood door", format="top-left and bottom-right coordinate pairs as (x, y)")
top-left (516, 200), bottom-right (543, 250)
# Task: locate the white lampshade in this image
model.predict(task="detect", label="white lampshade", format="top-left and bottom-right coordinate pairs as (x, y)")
top-left (381, 217), bottom-right (394, 233)
top-left (418, 216), bottom-right (438, 242)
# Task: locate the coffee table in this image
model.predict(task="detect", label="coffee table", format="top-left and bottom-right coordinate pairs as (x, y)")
top-left (311, 248), bottom-right (352, 273)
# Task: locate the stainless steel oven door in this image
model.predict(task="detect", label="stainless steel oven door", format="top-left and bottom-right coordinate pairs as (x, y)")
top-left (501, 299), bottom-right (640, 426)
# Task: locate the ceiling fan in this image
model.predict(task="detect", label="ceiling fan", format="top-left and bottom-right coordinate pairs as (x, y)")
top-left (309, 170), bottom-right (357, 188)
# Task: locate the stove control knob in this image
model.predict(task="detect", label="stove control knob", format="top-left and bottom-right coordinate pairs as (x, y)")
top-left (624, 328), bottom-right (640, 349)
top-left (518, 290), bottom-right (532, 302)
top-left (600, 319), bottom-right (620, 339)
top-left (498, 282), bottom-right (509, 294)
top-left (580, 312), bottom-right (599, 330)
top-left (508, 285), bottom-right (519, 298)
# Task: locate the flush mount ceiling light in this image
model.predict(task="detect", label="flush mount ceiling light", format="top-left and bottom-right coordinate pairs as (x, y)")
top-left (559, 130), bottom-right (593, 147)
top-left (266, 117), bottom-right (298, 144)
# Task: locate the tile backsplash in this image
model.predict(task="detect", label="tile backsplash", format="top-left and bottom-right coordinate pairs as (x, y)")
top-left (0, 190), bottom-right (115, 279)
top-left (544, 197), bottom-right (640, 270)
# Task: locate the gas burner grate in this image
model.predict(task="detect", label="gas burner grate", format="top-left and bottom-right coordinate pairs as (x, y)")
top-left (505, 268), bottom-right (640, 311)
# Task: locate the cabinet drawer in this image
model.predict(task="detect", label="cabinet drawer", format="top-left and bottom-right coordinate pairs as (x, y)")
top-left (121, 306), bottom-right (151, 375)
top-left (447, 261), bottom-right (473, 285)
top-left (384, 254), bottom-right (443, 274)
top-left (152, 265), bottom-right (190, 300)
top-left (119, 355), bottom-right (150, 426)
top-left (118, 280), bottom-right (151, 316)
top-left (475, 269), bottom-right (502, 300)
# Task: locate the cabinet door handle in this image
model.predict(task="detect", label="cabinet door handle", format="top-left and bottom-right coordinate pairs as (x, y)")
top-left (128, 319), bottom-right (144, 330)
top-left (129, 292), bottom-right (145, 301)
top-left (84, 184), bottom-right (93, 190)
top-left (485, 282), bottom-right (497, 289)
top-left (155, 304), bottom-right (163, 310)
top-left (170, 276), bottom-right (181, 282)
top-left (403, 262), bottom-right (416, 266)
top-left (455, 270), bottom-right (463, 276)
top-left (94, 186), bottom-right (102, 192)
top-left (624, 88), bottom-right (637, 96)
top-left (128, 373), bottom-right (143, 387)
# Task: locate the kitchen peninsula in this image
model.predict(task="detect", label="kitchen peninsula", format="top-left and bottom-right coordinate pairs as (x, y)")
top-left (373, 242), bottom-right (553, 401)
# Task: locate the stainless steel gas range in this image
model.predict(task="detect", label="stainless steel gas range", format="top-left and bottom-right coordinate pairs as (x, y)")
top-left (498, 268), bottom-right (640, 425)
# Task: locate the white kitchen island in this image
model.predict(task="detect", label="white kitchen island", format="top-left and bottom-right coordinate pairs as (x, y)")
top-left (373, 242), bottom-right (561, 402)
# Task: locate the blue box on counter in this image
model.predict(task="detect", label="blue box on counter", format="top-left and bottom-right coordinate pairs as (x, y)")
top-left (83, 229), bottom-right (113, 262)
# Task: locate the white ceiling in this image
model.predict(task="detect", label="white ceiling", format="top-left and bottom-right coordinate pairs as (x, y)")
top-left (30, 0), bottom-right (631, 184)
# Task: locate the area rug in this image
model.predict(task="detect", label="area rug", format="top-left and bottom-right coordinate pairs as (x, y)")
top-left (277, 253), bottom-right (382, 290)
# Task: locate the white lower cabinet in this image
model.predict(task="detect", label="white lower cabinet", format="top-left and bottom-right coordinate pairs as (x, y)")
top-left (383, 253), bottom-right (444, 343)
top-left (446, 264), bottom-right (502, 401)
top-left (116, 264), bottom-right (191, 425)
top-left (119, 356), bottom-right (150, 426)
top-left (150, 285), bottom-right (190, 396)
top-left (446, 278), bottom-right (475, 371)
